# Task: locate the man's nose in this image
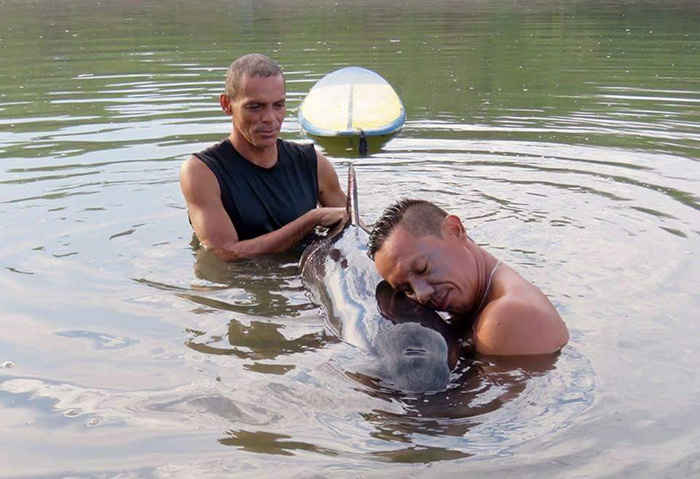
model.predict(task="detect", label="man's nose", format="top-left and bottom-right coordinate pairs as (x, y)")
top-left (261, 106), bottom-right (275, 123)
top-left (412, 280), bottom-right (434, 305)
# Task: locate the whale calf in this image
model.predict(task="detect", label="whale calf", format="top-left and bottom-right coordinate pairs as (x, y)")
top-left (300, 167), bottom-right (462, 392)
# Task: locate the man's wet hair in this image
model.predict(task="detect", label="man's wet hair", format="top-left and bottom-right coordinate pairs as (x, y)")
top-left (368, 199), bottom-right (448, 259)
top-left (225, 54), bottom-right (284, 99)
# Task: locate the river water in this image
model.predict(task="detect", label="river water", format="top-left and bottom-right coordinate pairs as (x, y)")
top-left (1, 0), bottom-right (699, 477)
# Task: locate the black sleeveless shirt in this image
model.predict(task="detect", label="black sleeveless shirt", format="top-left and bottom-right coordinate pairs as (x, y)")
top-left (194, 139), bottom-right (319, 241)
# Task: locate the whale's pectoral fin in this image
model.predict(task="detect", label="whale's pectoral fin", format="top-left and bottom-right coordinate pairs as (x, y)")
top-left (375, 281), bottom-right (445, 328)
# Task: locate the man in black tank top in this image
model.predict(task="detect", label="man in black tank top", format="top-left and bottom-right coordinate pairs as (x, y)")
top-left (180, 54), bottom-right (347, 261)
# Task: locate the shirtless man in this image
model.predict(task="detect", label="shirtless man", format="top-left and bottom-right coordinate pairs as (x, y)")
top-left (180, 54), bottom-right (347, 261)
top-left (368, 199), bottom-right (569, 356)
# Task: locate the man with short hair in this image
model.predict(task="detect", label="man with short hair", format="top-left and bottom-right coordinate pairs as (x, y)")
top-left (368, 199), bottom-right (569, 356)
top-left (180, 54), bottom-right (347, 261)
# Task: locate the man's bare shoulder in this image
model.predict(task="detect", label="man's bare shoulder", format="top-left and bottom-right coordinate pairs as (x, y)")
top-left (473, 266), bottom-right (569, 356)
top-left (180, 155), bottom-right (219, 200)
top-left (181, 154), bottom-right (209, 180)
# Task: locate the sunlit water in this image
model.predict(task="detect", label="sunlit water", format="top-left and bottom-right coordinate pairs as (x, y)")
top-left (1, 0), bottom-right (699, 477)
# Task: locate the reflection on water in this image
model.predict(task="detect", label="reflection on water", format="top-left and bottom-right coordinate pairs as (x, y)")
top-left (190, 246), bottom-right (312, 318)
top-left (185, 247), bottom-right (330, 371)
top-left (220, 429), bottom-right (339, 457)
top-left (187, 318), bottom-right (327, 361)
top-left (214, 349), bottom-right (592, 462)
top-left (0, 0), bottom-right (699, 477)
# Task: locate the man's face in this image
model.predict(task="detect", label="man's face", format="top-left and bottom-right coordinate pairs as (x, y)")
top-left (373, 224), bottom-right (478, 316)
top-left (229, 73), bottom-right (286, 149)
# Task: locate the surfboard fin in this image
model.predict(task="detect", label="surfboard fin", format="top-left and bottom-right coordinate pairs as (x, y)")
top-left (347, 165), bottom-right (360, 227)
top-left (358, 130), bottom-right (368, 156)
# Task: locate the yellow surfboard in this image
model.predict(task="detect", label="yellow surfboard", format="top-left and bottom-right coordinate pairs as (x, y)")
top-left (299, 67), bottom-right (405, 155)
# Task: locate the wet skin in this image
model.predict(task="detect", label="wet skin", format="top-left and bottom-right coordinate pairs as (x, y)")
top-left (375, 280), bottom-right (463, 370)
top-left (373, 216), bottom-right (569, 356)
top-left (300, 223), bottom-right (463, 392)
top-left (373, 216), bottom-right (493, 317)
top-left (299, 168), bottom-right (464, 392)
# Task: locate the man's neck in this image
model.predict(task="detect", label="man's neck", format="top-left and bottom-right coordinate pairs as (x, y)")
top-left (229, 133), bottom-right (278, 168)
top-left (463, 243), bottom-right (500, 320)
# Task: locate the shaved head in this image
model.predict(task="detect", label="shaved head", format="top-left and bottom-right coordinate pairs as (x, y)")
top-left (368, 199), bottom-right (448, 259)
top-left (225, 53), bottom-right (284, 99)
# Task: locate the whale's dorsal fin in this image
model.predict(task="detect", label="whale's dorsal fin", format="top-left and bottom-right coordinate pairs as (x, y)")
top-left (347, 165), bottom-right (360, 227)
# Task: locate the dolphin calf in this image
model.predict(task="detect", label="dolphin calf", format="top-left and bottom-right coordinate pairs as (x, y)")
top-left (300, 166), bottom-right (463, 392)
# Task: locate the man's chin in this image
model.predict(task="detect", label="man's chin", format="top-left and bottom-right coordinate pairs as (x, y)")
top-left (247, 131), bottom-right (279, 148)
top-left (253, 138), bottom-right (278, 148)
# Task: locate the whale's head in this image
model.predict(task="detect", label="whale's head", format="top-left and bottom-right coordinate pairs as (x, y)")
top-left (300, 165), bottom-right (464, 393)
top-left (373, 281), bottom-right (463, 392)
top-left (373, 321), bottom-right (453, 392)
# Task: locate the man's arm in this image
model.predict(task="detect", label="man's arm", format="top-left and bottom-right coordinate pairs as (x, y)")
top-left (180, 155), bottom-right (345, 261)
top-left (472, 289), bottom-right (569, 356)
top-left (316, 150), bottom-right (347, 207)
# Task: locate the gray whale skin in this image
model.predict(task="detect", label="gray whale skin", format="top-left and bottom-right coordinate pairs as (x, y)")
top-left (300, 167), bottom-right (461, 393)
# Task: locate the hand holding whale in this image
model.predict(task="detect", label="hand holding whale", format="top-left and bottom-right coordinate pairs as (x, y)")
top-left (314, 207), bottom-right (348, 227)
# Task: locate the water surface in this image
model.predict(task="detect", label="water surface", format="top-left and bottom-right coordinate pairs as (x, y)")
top-left (1, 0), bottom-right (699, 477)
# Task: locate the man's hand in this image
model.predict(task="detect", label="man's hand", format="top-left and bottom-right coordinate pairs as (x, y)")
top-left (315, 207), bottom-right (348, 227)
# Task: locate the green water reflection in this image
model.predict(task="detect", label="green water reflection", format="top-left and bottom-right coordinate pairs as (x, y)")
top-left (0, 0), bottom-right (698, 477)
top-left (1, 0), bottom-right (698, 159)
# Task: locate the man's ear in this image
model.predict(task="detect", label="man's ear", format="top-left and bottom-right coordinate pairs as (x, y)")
top-left (219, 94), bottom-right (232, 115)
top-left (441, 215), bottom-right (466, 239)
